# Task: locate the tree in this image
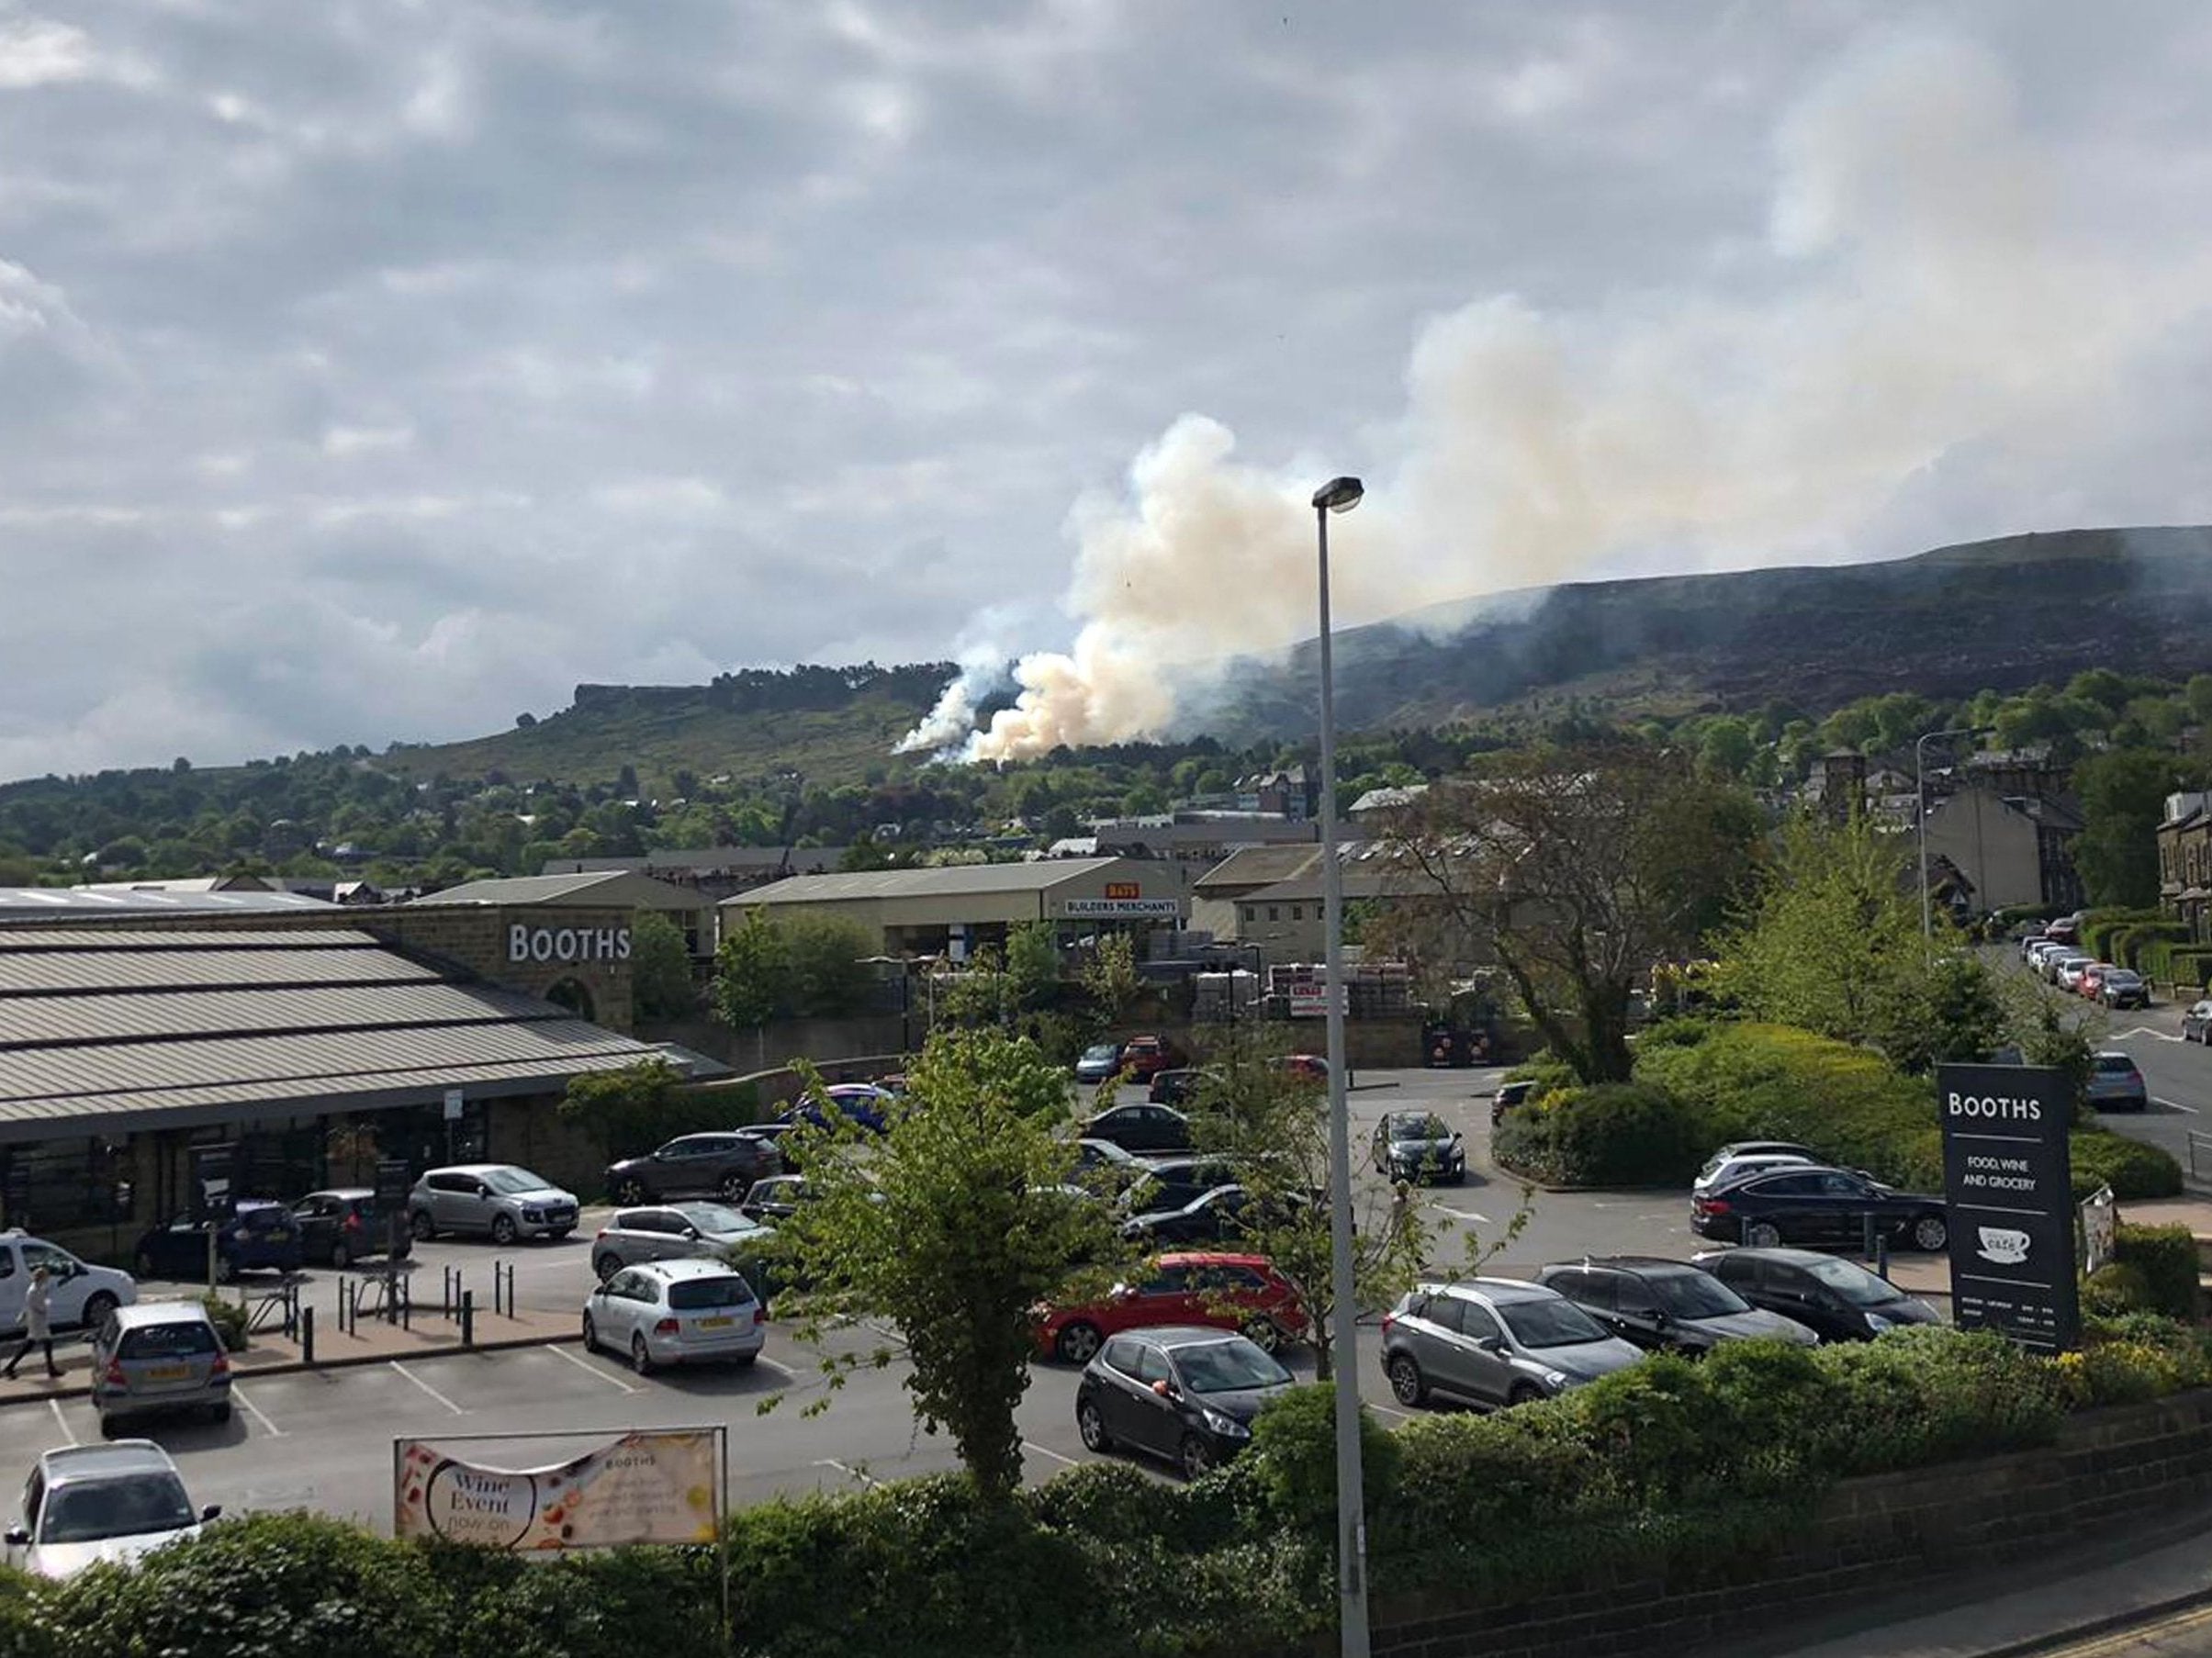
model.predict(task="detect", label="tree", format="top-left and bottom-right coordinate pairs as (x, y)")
top-left (770, 1030), bottom-right (1124, 1499)
top-left (630, 911), bottom-right (699, 1023)
top-left (1378, 743), bottom-right (1762, 1083)
top-left (514, 712), bottom-right (537, 729)
top-left (713, 908), bottom-right (788, 1070)
top-left (1080, 933), bottom-right (1142, 1025)
top-left (1004, 921), bottom-right (1061, 1012)
top-left (2073, 749), bottom-right (2185, 907)
top-left (781, 914), bottom-right (877, 1016)
top-left (556, 1058), bottom-right (704, 1159)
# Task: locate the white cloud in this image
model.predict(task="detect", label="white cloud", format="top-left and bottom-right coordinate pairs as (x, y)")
top-left (0, 16), bottom-right (94, 89)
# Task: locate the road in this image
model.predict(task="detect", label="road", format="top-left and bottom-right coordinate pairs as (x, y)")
top-left (2038, 1603), bottom-right (2212, 1657)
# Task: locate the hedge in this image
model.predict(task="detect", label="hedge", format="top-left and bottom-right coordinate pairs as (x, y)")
top-left (2083, 909), bottom-right (2165, 963)
top-left (2112, 1223), bottom-right (2203, 1321)
top-left (2071, 1130), bottom-right (2186, 1202)
top-left (2113, 921), bottom-right (2188, 972)
top-left (1495, 1082), bottom-right (1705, 1187)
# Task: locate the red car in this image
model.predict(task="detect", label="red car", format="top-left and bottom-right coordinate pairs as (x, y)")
top-left (1117, 1034), bottom-right (1187, 1082)
top-left (2078, 963), bottom-right (2112, 1001)
top-left (1273, 1053), bottom-right (1329, 1083)
top-left (1035, 1251), bottom-right (1303, 1365)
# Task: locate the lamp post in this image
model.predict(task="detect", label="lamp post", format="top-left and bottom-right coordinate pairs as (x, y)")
top-left (1310, 473), bottom-right (1370, 1658)
top-left (1915, 727), bottom-right (1984, 938)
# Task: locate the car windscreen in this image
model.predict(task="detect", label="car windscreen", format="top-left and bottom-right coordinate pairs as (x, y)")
top-left (42, 1473), bottom-right (195, 1542)
top-left (675, 1204), bottom-right (752, 1235)
top-left (2094, 1055), bottom-right (2139, 1074)
top-left (1646, 1272), bottom-right (1751, 1318)
top-left (480, 1168), bottom-right (547, 1195)
top-left (668, 1276), bottom-right (754, 1310)
top-left (1800, 1256), bottom-right (1903, 1308)
top-left (1171, 1341), bottom-right (1292, 1395)
top-left (118, 1323), bottom-right (219, 1359)
top-left (1389, 1116), bottom-right (1450, 1141)
top-left (1081, 1045), bottom-right (1117, 1062)
top-left (1499, 1297), bottom-right (1611, 1349)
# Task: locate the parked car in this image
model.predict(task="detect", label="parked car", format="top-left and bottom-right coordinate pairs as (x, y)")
top-left (1148, 1068), bottom-right (1218, 1106)
top-left (1122, 1183), bottom-right (1262, 1248)
top-left (1691, 1248), bottom-right (1941, 1341)
top-left (1117, 1158), bottom-right (1240, 1217)
top-left (1490, 1078), bottom-right (1536, 1126)
top-left (1272, 1053), bottom-right (1328, 1084)
top-left (1074, 1327), bottom-right (1295, 1479)
top-left (581, 1258), bottom-right (766, 1375)
top-left (1535, 1257), bottom-right (1817, 1352)
top-left (603, 1131), bottom-right (782, 1205)
top-left (2083, 1050), bottom-right (2150, 1113)
top-left (289, 1189), bottom-right (409, 1270)
top-left (0, 1233), bottom-right (134, 1337)
top-left (2076, 962), bottom-right (2116, 1001)
top-left (1690, 1165), bottom-right (1950, 1252)
top-left (1073, 1042), bottom-right (1127, 1084)
top-left (6, 1442), bottom-right (217, 1579)
top-left (1079, 1102), bottom-right (1193, 1155)
top-left (2098, 968), bottom-right (2149, 1010)
top-left (778, 1083), bottom-right (894, 1135)
top-left (1695, 1141), bottom-right (1816, 1189)
top-left (2048, 952), bottom-right (2094, 989)
top-left (591, 1202), bottom-right (779, 1283)
top-left (1369, 1112), bottom-right (1466, 1184)
top-left (2025, 939), bottom-right (2066, 969)
top-left (736, 1174), bottom-right (810, 1224)
top-left (408, 1164), bottom-right (578, 1244)
top-left (1691, 1150), bottom-right (1814, 1196)
top-left (2184, 1000), bottom-right (2212, 1043)
top-left (1072, 1137), bottom-right (1142, 1190)
top-left (89, 1302), bottom-right (232, 1434)
top-left (2016, 924), bottom-right (2049, 955)
top-left (1037, 1251), bottom-right (1302, 1364)
top-left (1380, 1279), bottom-right (1644, 1409)
top-left (131, 1200), bottom-right (302, 1283)
top-left (1118, 1035), bottom-right (1188, 1082)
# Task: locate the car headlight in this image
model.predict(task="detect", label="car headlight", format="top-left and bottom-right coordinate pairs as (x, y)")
top-left (1865, 1312), bottom-right (1895, 1333)
top-left (1200, 1408), bottom-right (1251, 1438)
top-left (1539, 1370), bottom-right (1571, 1391)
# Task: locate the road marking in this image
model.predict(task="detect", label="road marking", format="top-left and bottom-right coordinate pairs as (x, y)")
top-left (231, 1384), bottom-right (284, 1439)
top-left (1427, 1204), bottom-right (1491, 1224)
top-left (548, 1342), bottom-right (636, 1394)
top-left (814, 1458), bottom-right (877, 1487)
top-left (1367, 1401), bottom-right (1414, 1422)
top-left (2114, 1025), bottom-right (2184, 1044)
top-left (47, 1398), bottom-right (75, 1447)
top-left (751, 1354), bottom-right (796, 1380)
top-left (1022, 1440), bottom-right (1080, 1467)
top-left (2154, 1097), bottom-right (2200, 1115)
top-left (388, 1361), bottom-right (466, 1416)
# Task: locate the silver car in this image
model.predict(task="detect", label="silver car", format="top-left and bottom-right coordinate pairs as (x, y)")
top-left (90, 1303), bottom-right (231, 1434)
top-left (1380, 1278), bottom-right (1645, 1410)
top-left (591, 1202), bottom-right (777, 1282)
top-left (6, 1442), bottom-right (217, 1579)
top-left (409, 1164), bottom-right (579, 1244)
top-left (581, 1258), bottom-right (766, 1375)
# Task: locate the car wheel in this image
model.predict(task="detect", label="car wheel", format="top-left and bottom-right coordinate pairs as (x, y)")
top-left (1912, 1214), bottom-right (1949, 1252)
top-left (1507, 1383), bottom-right (1546, 1408)
top-left (720, 1173), bottom-right (749, 1201)
top-left (1178, 1435), bottom-right (1216, 1481)
top-left (734, 1353), bottom-right (758, 1369)
top-left (329, 1240), bottom-right (352, 1272)
top-left (593, 1253), bottom-right (623, 1284)
top-left (208, 1402), bottom-right (232, 1426)
top-left (1240, 1316), bottom-right (1282, 1355)
top-left (616, 1178), bottom-right (648, 1205)
top-left (1054, 1321), bottom-right (1104, 1366)
top-left (410, 1211), bottom-right (436, 1241)
top-left (80, 1292), bottom-right (118, 1330)
top-left (98, 1416), bottom-right (121, 1440)
top-left (1387, 1354), bottom-right (1427, 1407)
top-left (631, 1334), bottom-right (656, 1376)
top-left (1746, 1222), bottom-right (1782, 1248)
top-left (1077, 1399), bottom-right (1113, 1452)
top-left (489, 1215), bottom-right (518, 1247)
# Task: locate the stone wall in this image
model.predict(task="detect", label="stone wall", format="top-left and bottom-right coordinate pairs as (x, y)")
top-left (1338, 1390), bottom-right (2212, 1658)
top-left (643, 1014), bottom-right (913, 1071)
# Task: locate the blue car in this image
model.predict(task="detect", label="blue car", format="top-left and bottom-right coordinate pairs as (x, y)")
top-left (132, 1200), bottom-right (304, 1283)
top-left (779, 1083), bottom-right (894, 1136)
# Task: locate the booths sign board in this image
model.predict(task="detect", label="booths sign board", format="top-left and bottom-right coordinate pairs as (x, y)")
top-left (1936, 1062), bottom-right (2079, 1354)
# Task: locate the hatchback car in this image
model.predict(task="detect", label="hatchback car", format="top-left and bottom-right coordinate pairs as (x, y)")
top-left (736, 1174), bottom-right (810, 1224)
top-left (1148, 1068), bottom-right (1218, 1106)
top-left (1381, 1279), bottom-right (1644, 1410)
top-left (6, 1442), bottom-right (218, 1579)
top-left (408, 1164), bottom-right (578, 1243)
top-left (1075, 1327), bottom-right (1294, 1480)
top-left (1118, 1036), bottom-right (1187, 1082)
top-left (1080, 1102), bottom-right (1193, 1155)
top-left (778, 1083), bottom-right (895, 1136)
top-left (2097, 969), bottom-right (2149, 1010)
top-left (2185, 1000), bottom-right (2212, 1044)
top-left (2084, 1050), bottom-right (2150, 1113)
top-left (1121, 1183), bottom-right (1274, 1248)
top-left (581, 1259), bottom-right (766, 1375)
top-left (604, 1131), bottom-right (781, 1205)
top-left (1691, 1165), bottom-right (1949, 1251)
top-left (2075, 963), bottom-right (2114, 1001)
top-left (1037, 1252), bottom-right (1302, 1364)
top-left (1691, 1248), bottom-right (1941, 1341)
top-left (1535, 1258), bottom-right (1816, 1351)
top-left (591, 1202), bottom-right (778, 1283)
top-left (0, 1232), bottom-right (134, 1338)
top-left (1116, 1157), bottom-right (1239, 1217)
top-left (1370, 1112), bottom-right (1466, 1184)
top-left (1490, 1078), bottom-right (1537, 1126)
top-left (1073, 1042), bottom-right (1128, 1085)
top-left (2049, 953), bottom-right (2094, 989)
top-left (289, 1189), bottom-right (408, 1270)
top-left (90, 1302), bottom-right (232, 1434)
top-left (132, 1200), bottom-right (303, 1283)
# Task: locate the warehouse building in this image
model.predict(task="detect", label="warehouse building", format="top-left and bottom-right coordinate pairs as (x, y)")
top-left (415, 869), bottom-right (714, 955)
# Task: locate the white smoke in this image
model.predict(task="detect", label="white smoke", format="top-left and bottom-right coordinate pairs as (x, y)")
top-left (902, 30), bottom-right (2212, 764)
top-left (893, 643), bottom-right (1011, 756)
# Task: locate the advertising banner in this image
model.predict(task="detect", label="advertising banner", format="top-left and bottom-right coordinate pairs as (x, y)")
top-left (394, 1429), bottom-right (721, 1550)
top-left (1936, 1062), bottom-right (2079, 1353)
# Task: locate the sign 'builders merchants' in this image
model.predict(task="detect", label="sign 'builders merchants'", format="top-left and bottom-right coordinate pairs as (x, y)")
top-left (393, 1429), bottom-right (720, 1550)
top-left (1935, 1062), bottom-right (2079, 1354)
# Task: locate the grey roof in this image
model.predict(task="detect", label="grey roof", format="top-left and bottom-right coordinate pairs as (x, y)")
top-left (542, 846), bottom-right (851, 877)
top-left (1193, 846), bottom-right (1323, 893)
top-left (0, 887), bottom-right (335, 918)
top-left (410, 871), bottom-right (706, 909)
top-left (730, 857), bottom-right (1124, 906)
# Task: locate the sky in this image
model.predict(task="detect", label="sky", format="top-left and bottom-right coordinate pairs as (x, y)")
top-left (3, 2), bottom-right (2211, 778)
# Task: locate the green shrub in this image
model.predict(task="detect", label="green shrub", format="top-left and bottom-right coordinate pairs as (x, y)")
top-left (2070, 1132), bottom-right (2185, 1202)
top-left (0, 1568), bottom-right (56, 1658)
top-left (1245, 1384), bottom-right (1401, 1540)
top-left (1542, 1083), bottom-right (1704, 1186)
top-left (2113, 1222), bottom-right (2202, 1321)
top-left (198, 1293), bottom-right (248, 1352)
top-left (2083, 1260), bottom-right (2156, 1316)
top-left (2114, 922), bottom-right (2188, 970)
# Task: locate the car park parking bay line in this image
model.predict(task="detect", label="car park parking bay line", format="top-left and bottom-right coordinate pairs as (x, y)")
top-left (230, 1384), bottom-right (284, 1438)
top-left (1022, 1440), bottom-right (1079, 1468)
top-left (813, 1458), bottom-right (877, 1487)
top-left (387, 1361), bottom-right (466, 1415)
top-left (546, 1344), bottom-right (636, 1394)
top-left (2153, 1097), bottom-right (2198, 1114)
top-left (47, 1398), bottom-right (74, 1447)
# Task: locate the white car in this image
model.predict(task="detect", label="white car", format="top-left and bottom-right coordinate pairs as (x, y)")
top-left (581, 1257), bottom-right (766, 1375)
top-left (0, 1230), bottom-right (136, 1338)
top-left (2054, 956), bottom-right (2097, 992)
top-left (2042, 949), bottom-right (2090, 984)
top-left (6, 1442), bottom-right (216, 1578)
top-left (1691, 1151), bottom-right (1814, 1195)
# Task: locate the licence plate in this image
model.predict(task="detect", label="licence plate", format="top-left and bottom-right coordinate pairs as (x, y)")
top-left (144, 1365), bottom-right (191, 1383)
top-left (697, 1316), bottom-right (734, 1329)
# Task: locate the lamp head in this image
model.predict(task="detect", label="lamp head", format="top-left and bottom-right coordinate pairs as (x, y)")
top-left (1311, 476), bottom-right (1364, 514)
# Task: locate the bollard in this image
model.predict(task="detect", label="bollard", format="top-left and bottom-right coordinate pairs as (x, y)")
top-left (1739, 1215), bottom-right (1752, 1248)
top-left (1861, 1212), bottom-right (1877, 1264)
top-left (300, 1305), bottom-right (315, 1366)
top-left (1875, 1234), bottom-right (1891, 1282)
top-left (500, 1260), bottom-right (515, 1319)
top-left (399, 1272), bottom-right (411, 1332)
top-left (460, 1290), bottom-right (476, 1349)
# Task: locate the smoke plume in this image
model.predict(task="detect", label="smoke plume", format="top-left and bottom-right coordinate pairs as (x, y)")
top-left (902, 30), bottom-right (2210, 764)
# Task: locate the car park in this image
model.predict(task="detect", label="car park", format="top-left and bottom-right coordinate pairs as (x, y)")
top-left (1122, 1183), bottom-right (1263, 1248)
top-left (89, 1302), bottom-right (232, 1434)
top-left (289, 1189), bottom-right (408, 1270)
top-left (1075, 1327), bottom-right (1294, 1479)
top-left (2184, 1000), bottom-right (2212, 1043)
top-left (2083, 1051), bottom-right (2150, 1113)
top-left (1535, 1257), bottom-right (1818, 1351)
top-left (581, 1259), bottom-right (766, 1375)
top-left (2016, 924), bottom-right (2049, 956)
top-left (408, 1164), bottom-right (578, 1244)
top-left (0, 1233), bottom-right (134, 1337)
top-left (2097, 968), bottom-right (2149, 1010)
top-left (1369, 1112), bottom-right (1466, 1184)
top-left (131, 1200), bottom-right (302, 1283)
top-left (1690, 1165), bottom-right (1949, 1251)
top-left (604, 1131), bottom-right (782, 1205)
top-left (6, 1443), bottom-right (217, 1579)
top-left (1079, 1102), bottom-right (1193, 1155)
top-left (1037, 1251), bottom-right (1302, 1364)
top-left (591, 1202), bottom-right (778, 1282)
top-left (1691, 1248), bottom-right (1941, 1341)
top-left (1380, 1279), bottom-right (1644, 1409)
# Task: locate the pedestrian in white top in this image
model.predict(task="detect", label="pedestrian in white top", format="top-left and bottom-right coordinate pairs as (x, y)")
top-left (3, 1263), bottom-right (62, 1380)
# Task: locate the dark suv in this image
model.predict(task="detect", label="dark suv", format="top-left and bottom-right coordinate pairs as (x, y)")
top-left (1533, 1257), bottom-right (1817, 1352)
top-left (604, 1132), bottom-right (782, 1205)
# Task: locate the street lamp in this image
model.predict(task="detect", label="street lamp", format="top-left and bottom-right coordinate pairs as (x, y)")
top-left (1915, 727), bottom-right (1985, 938)
top-left (1309, 473), bottom-right (1370, 1658)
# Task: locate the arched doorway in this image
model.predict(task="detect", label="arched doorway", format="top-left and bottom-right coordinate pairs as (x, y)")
top-left (545, 978), bottom-right (597, 1023)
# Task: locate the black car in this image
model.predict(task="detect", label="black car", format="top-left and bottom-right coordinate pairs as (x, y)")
top-left (1117, 1157), bottom-right (1239, 1216)
top-left (1080, 1103), bottom-right (1193, 1156)
top-left (1690, 1165), bottom-right (1949, 1253)
top-left (605, 1132), bottom-right (782, 1205)
top-left (1370, 1112), bottom-right (1465, 1184)
top-left (1691, 1248), bottom-right (1941, 1342)
top-left (1122, 1184), bottom-right (1256, 1248)
top-left (132, 1201), bottom-right (304, 1283)
top-left (1490, 1080), bottom-right (1536, 1126)
top-left (1075, 1326), bottom-right (1295, 1480)
top-left (1148, 1069), bottom-right (1218, 1107)
top-left (1533, 1258), bottom-right (1817, 1352)
top-left (737, 1174), bottom-right (809, 1225)
top-left (289, 1189), bottom-right (410, 1269)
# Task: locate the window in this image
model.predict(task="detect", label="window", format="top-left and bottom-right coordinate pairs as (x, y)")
top-left (1267, 907), bottom-right (1279, 922)
top-left (1290, 906), bottom-right (1303, 921)
top-left (1425, 1296), bottom-right (1466, 1335)
top-left (630, 1212), bottom-right (682, 1235)
top-left (668, 1277), bottom-right (752, 1310)
top-left (1573, 1273), bottom-right (1619, 1312)
top-left (118, 1322), bottom-right (219, 1359)
top-left (430, 1174), bottom-right (475, 1194)
top-left (1102, 1337), bottom-right (1141, 1376)
top-left (1135, 1346), bottom-right (1171, 1387)
top-left (1137, 1265), bottom-right (1191, 1296)
top-left (1457, 1301), bottom-right (1503, 1342)
top-left (1814, 1172), bottom-right (1866, 1196)
top-left (1751, 1173), bottom-right (1822, 1196)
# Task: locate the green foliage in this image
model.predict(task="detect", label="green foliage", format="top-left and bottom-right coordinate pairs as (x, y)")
top-left (2083, 1261), bottom-right (2156, 1318)
top-left (778, 914), bottom-right (876, 1017)
top-left (1245, 1384), bottom-right (1402, 1540)
top-left (713, 908), bottom-right (787, 1036)
top-left (558, 1059), bottom-right (758, 1160)
top-left (2074, 750), bottom-right (2186, 908)
top-left (1499, 1082), bottom-right (1703, 1187)
top-left (629, 911), bottom-right (700, 1023)
top-left (1003, 922), bottom-right (1062, 1012)
top-left (1078, 934), bottom-right (1142, 1025)
top-left (2112, 1223), bottom-right (2202, 1321)
top-left (2069, 1131), bottom-right (2184, 1202)
top-left (199, 1293), bottom-right (249, 1352)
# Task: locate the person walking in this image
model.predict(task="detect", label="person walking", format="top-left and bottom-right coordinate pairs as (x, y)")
top-left (3, 1262), bottom-right (62, 1381)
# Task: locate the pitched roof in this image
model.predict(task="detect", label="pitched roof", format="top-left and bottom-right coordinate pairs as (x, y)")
top-left (0, 887), bottom-right (335, 921)
top-left (729, 857), bottom-right (1124, 905)
top-left (1193, 846), bottom-right (1324, 893)
top-left (411, 871), bottom-right (707, 909)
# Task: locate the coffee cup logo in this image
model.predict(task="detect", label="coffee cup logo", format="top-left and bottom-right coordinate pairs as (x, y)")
top-left (1976, 1226), bottom-right (2031, 1266)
